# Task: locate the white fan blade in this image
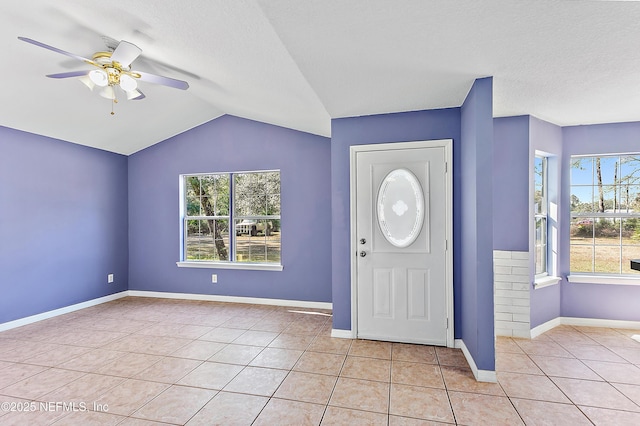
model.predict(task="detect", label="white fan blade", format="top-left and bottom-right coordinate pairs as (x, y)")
top-left (46, 70), bottom-right (89, 79)
top-left (111, 41), bottom-right (141, 67)
top-left (18, 37), bottom-right (98, 66)
top-left (133, 70), bottom-right (189, 90)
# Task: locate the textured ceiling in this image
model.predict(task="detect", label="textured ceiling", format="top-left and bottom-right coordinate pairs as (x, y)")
top-left (1, 0), bottom-right (638, 155)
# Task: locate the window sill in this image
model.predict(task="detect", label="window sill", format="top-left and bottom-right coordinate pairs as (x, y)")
top-left (176, 261), bottom-right (283, 271)
top-left (534, 276), bottom-right (561, 289)
top-left (567, 274), bottom-right (640, 286)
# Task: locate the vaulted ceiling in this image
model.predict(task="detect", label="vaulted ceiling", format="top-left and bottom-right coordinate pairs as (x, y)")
top-left (1, 1), bottom-right (639, 155)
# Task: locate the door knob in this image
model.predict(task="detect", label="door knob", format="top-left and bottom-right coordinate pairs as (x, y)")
top-left (360, 238), bottom-right (366, 244)
top-left (359, 251), bottom-right (367, 257)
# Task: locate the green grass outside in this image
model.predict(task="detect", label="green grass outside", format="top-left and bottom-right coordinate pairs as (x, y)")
top-left (570, 237), bottom-right (640, 274)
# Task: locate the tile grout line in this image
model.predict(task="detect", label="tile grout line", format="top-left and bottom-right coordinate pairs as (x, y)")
top-left (317, 338), bottom-right (353, 425)
top-left (439, 355), bottom-right (458, 425)
top-left (499, 329), bottom-right (640, 422)
top-left (7, 299), bottom-right (640, 424)
top-left (554, 327), bottom-right (640, 412)
top-left (551, 330), bottom-right (640, 419)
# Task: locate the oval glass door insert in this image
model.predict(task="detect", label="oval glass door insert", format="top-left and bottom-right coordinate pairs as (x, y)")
top-left (376, 168), bottom-right (424, 248)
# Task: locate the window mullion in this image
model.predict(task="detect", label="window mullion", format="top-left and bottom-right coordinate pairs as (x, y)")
top-left (571, 154), bottom-right (640, 275)
top-left (619, 219), bottom-right (623, 274)
top-left (230, 172), bottom-right (236, 263)
top-left (182, 170), bottom-right (281, 265)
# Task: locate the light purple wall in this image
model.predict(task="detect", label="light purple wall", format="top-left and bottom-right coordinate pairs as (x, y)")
top-left (529, 117), bottom-right (562, 327)
top-left (0, 126), bottom-right (129, 323)
top-left (460, 77), bottom-right (495, 371)
top-left (4, 92), bottom-right (636, 340)
top-left (561, 121), bottom-right (640, 320)
top-left (330, 109), bottom-right (462, 332)
top-left (128, 115), bottom-right (332, 303)
top-left (475, 115), bottom-right (638, 329)
top-left (493, 116), bottom-right (530, 251)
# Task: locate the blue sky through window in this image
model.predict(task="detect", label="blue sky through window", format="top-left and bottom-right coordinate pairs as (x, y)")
top-left (571, 155), bottom-right (640, 213)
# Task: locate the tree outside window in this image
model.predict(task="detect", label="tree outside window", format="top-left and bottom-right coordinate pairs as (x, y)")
top-left (570, 155), bottom-right (640, 274)
top-left (182, 170), bottom-right (281, 264)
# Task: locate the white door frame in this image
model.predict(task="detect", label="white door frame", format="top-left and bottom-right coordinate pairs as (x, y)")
top-left (349, 139), bottom-right (454, 347)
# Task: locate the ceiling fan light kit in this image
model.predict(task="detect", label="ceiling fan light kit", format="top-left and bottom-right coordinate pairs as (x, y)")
top-left (99, 85), bottom-right (116, 100)
top-left (119, 74), bottom-right (137, 91)
top-left (125, 89), bottom-right (143, 101)
top-left (18, 36), bottom-right (189, 114)
top-left (89, 69), bottom-right (108, 87)
top-left (79, 75), bottom-right (95, 91)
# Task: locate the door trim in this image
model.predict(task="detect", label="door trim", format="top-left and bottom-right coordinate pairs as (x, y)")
top-left (349, 139), bottom-right (454, 347)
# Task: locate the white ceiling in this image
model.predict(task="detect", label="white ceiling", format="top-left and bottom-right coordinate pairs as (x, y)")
top-left (1, 0), bottom-right (639, 155)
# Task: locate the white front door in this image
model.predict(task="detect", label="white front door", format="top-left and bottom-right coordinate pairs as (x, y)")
top-left (352, 140), bottom-right (452, 346)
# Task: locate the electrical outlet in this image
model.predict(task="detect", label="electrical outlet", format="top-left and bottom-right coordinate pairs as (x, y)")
top-left (107, 274), bottom-right (114, 283)
top-left (211, 274), bottom-right (217, 284)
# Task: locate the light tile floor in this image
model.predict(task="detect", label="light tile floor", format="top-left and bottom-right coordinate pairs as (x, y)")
top-left (0, 297), bottom-right (639, 425)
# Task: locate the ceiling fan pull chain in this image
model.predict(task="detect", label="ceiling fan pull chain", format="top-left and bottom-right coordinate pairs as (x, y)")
top-left (110, 88), bottom-right (119, 115)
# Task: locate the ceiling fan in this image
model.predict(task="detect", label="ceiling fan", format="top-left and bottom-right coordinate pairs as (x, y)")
top-left (18, 36), bottom-right (189, 105)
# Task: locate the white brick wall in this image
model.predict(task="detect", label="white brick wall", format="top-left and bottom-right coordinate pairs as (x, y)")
top-left (494, 250), bottom-right (530, 338)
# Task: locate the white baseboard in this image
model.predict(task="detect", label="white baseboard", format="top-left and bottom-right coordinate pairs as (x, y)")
top-left (455, 339), bottom-right (497, 383)
top-left (127, 290), bottom-right (332, 310)
top-left (0, 291), bottom-right (129, 332)
top-left (561, 317), bottom-right (640, 329)
top-left (0, 290), bottom-right (332, 332)
top-left (531, 316), bottom-right (640, 338)
top-left (331, 329), bottom-right (356, 339)
top-left (530, 317), bottom-right (562, 338)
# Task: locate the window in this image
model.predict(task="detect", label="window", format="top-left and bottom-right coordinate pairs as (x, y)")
top-left (570, 155), bottom-right (640, 275)
top-left (180, 170), bottom-right (281, 269)
top-left (534, 155), bottom-right (548, 276)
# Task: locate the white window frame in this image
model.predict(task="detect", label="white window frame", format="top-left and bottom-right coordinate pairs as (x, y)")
top-left (533, 151), bottom-right (561, 289)
top-left (534, 155), bottom-right (548, 278)
top-left (568, 153), bottom-right (640, 283)
top-left (177, 169), bottom-right (283, 271)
